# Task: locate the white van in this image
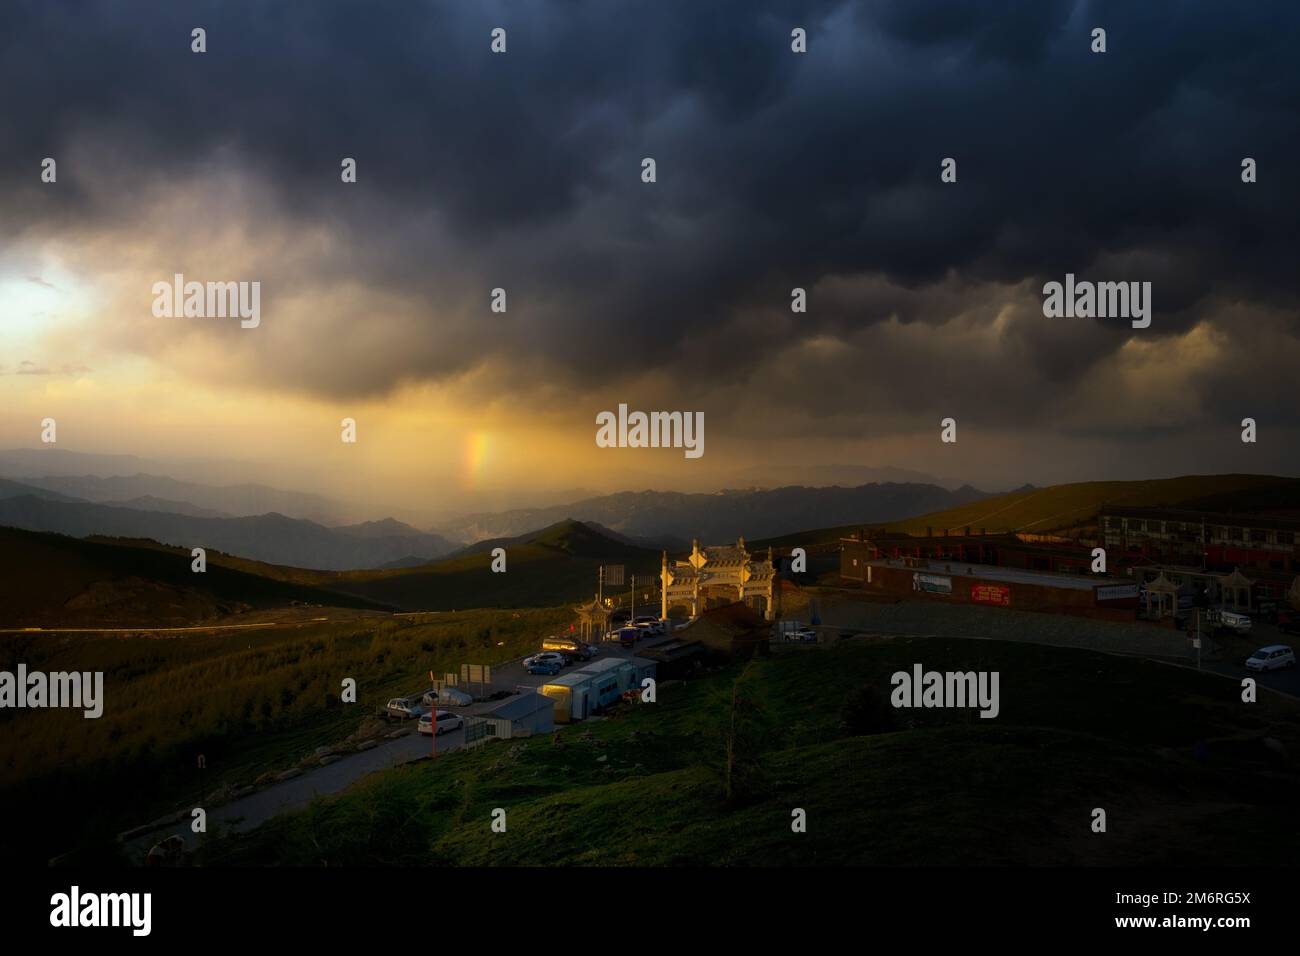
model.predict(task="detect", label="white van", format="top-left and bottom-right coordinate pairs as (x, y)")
top-left (1246, 645), bottom-right (1295, 672)
top-left (1217, 610), bottom-right (1253, 634)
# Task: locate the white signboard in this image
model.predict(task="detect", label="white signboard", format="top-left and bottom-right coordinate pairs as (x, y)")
top-left (912, 573), bottom-right (952, 595)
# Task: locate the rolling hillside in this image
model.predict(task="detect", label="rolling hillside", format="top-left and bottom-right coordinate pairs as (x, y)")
top-left (327, 519), bottom-right (662, 611)
top-left (756, 474), bottom-right (1300, 548)
top-left (0, 526), bottom-right (390, 627)
top-left (196, 637), bottom-right (1300, 867)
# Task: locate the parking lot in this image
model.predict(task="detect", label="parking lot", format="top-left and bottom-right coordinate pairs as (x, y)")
top-left (487, 638), bottom-right (649, 695)
top-left (809, 591), bottom-right (1300, 698)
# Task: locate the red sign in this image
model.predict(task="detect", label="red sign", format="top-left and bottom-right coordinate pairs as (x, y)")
top-left (971, 583), bottom-right (1011, 606)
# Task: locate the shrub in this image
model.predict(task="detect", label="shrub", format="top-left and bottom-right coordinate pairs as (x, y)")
top-left (841, 683), bottom-right (897, 737)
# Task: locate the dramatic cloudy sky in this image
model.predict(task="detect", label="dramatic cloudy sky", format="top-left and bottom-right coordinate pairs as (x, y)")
top-left (1, 0), bottom-right (1297, 516)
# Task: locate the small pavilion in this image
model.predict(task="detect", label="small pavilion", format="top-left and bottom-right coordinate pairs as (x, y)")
top-left (572, 596), bottom-right (613, 642)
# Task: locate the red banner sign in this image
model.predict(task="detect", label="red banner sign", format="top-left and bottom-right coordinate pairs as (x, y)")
top-left (971, 583), bottom-right (1011, 606)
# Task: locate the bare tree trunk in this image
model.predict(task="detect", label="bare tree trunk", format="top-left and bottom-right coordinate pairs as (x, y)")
top-left (725, 676), bottom-right (740, 803)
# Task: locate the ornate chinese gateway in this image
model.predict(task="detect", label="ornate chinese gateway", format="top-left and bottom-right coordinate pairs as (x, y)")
top-left (660, 537), bottom-right (776, 621)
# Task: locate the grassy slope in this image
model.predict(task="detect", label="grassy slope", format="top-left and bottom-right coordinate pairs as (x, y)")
top-left (0, 519), bottom-right (656, 622)
top-left (0, 526), bottom-right (389, 626)
top-left (320, 520), bottom-right (663, 611)
top-left (1, 606), bottom-right (573, 865)
top-left (197, 636), bottom-right (1300, 867)
top-left (754, 474), bottom-right (1300, 549)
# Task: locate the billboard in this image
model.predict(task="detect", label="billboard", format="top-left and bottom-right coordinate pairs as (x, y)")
top-left (971, 583), bottom-right (1011, 606)
top-left (1095, 583), bottom-right (1139, 602)
top-left (913, 572), bottom-right (952, 595)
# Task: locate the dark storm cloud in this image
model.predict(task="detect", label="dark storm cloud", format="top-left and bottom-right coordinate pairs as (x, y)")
top-left (2, 0), bottom-right (1297, 429)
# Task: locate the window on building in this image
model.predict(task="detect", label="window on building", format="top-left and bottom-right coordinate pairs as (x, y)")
top-left (1251, 529), bottom-right (1267, 543)
top-left (1279, 532), bottom-right (1295, 546)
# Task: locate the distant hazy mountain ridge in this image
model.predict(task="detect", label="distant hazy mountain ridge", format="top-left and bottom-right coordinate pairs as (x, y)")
top-left (434, 483), bottom-right (990, 545)
top-left (0, 494), bottom-right (456, 570)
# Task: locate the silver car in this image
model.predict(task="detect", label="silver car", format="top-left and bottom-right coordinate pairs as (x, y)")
top-left (385, 696), bottom-right (425, 720)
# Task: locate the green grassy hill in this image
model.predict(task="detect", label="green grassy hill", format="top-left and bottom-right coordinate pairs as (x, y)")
top-left (196, 636), bottom-right (1300, 867)
top-left (2, 604), bottom-right (574, 866)
top-left (323, 519), bottom-right (662, 611)
top-left (756, 473), bottom-right (1300, 549)
top-left (0, 519), bottom-right (658, 623)
top-left (0, 526), bottom-right (390, 627)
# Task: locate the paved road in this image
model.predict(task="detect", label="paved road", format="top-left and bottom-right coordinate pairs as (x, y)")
top-left (1201, 658), bottom-right (1300, 697)
top-left (0, 621), bottom-right (304, 635)
top-left (811, 593), bottom-right (1300, 699)
top-left (815, 594), bottom-right (1204, 660)
top-left (123, 724), bottom-right (465, 862)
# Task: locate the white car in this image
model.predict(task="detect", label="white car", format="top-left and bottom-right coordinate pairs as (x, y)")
top-left (1245, 645), bottom-right (1296, 672)
top-left (630, 616), bottom-right (665, 636)
top-left (417, 710), bottom-right (466, 735)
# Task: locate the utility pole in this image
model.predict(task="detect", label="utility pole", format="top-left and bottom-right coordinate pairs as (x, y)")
top-left (598, 565), bottom-right (604, 607)
top-left (429, 670), bottom-right (437, 759)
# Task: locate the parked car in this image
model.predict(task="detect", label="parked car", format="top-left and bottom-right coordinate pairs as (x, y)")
top-left (607, 626), bottom-right (641, 648)
top-left (385, 696), bottom-right (425, 720)
top-left (423, 687), bottom-right (473, 708)
top-left (1245, 645), bottom-right (1296, 672)
top-left (787, 627), bottom-right (817, 643)
top-left (630, 616), bottom-right (665, 636)
top-left (417, 710), bottom-right (466, 735)
top-left (524, 654), bottom-right (563, 675)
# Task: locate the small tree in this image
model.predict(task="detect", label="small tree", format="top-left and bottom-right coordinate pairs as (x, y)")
top-left (840, 683), bottom-right (897, 736)
top-left (714, 661), bottom-right (772, 806)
